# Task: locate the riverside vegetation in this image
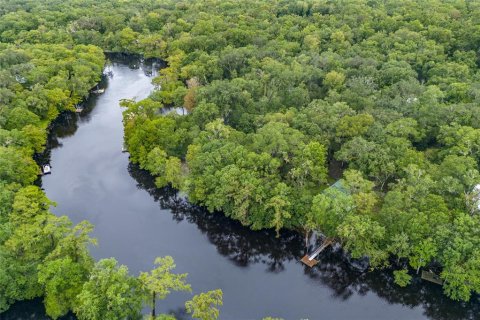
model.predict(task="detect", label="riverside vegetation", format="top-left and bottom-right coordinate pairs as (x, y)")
top-left (0, 1), bottom-right (222, 320)
top-left (1, 0), bottom-right (480, 318)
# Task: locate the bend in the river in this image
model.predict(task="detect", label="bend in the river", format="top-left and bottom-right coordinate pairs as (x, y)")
top-left (5, 56), bottom-right (478, 320)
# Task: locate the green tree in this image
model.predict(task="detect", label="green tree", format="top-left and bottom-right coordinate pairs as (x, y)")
top-left (38, 257), bottom-right (91, 319)
top-left (0, 147), bottom-right (38, 185)
top-left (393, 269), bottom-right (412, 287)
top-left (289, 141), bottom-right (328, 188)
top-left (336, 114), bottom-right (374, 141)
top-left (38, 221), bottom-right (95, 319)
top-left (74, 258), bottom-right (142, 320)
top-left (164, 157), bottom-right (183, 189)
top-left (337, 214), bottom-right (386, 267)
top-left (310, 188), bottom-right (355, 238)
top-left (324, 70), bottom-right (346, 90)
top-left (185, 289), bottom-right (223, 320)
top-left (0, 187), bottom-right (76, 311)
top-left (265, 183), bottom-right (292, 237)
top-left (139, 256), bottom-right (191, 318)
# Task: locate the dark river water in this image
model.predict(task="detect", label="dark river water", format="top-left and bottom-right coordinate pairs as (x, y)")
top-left (3, 58), bottom-right (479, 320)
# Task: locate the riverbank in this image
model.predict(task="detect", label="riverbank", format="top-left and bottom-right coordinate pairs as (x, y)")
top-left (4, 57), bottom-right (477, 320)
top-left (0, 43), bottom-right (104, 316)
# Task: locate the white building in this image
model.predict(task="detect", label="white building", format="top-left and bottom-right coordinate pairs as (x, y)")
top-left (474, 184), bottom-right (480, 211)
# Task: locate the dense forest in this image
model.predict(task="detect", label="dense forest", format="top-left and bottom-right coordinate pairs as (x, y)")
top-left (0, 0), bottom-right (223, 319)
top-left (1, 0), bottom-right (480, 318)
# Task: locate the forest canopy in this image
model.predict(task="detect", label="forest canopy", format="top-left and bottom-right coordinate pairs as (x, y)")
top-left (1, 0), bottom-right (480, 313)
top-left (119, 0), bottom-right (480, 301)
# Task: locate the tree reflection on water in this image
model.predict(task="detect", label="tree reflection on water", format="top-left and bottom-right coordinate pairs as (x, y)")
top-left (129, 163), bottom-right (479, 320)
top-left (6, 55), bottom-right (478, 320)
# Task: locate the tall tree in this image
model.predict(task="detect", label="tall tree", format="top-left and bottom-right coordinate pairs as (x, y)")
top-left (185, 289), bottom-right (223, 320)
top-left (74, 258), bottom-right (142, 320)
top-left (139, 256), bottom-right (191, 318)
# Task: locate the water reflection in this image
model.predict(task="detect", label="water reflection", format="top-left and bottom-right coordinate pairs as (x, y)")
top-left (2, 298), bottom-right (74, 320)
top-left (34, 55), bottom-right (159, 173)
top-left (128, 163), bottom-right (302, 272)
top-left (129, 163), bottom-right (479, 320)
top-left (6, 55), bottom-right (479, 320)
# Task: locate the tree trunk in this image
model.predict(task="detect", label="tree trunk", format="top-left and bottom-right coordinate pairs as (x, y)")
top-left (152, 291), bottom-right (156, 318)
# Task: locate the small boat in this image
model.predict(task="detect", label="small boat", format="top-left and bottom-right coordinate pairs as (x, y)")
top-left (92, 88), bottom-right (105, 94)
top-left (75, 105), bottom-right (84, 113)
top-left (42, 164), bottom-right (51, 175)
top-left (122, 145), bottom-right (128, 153)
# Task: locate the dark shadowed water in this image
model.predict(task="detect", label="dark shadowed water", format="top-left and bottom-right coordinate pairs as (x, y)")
top-left (3, 57), bottom-right (478, 320)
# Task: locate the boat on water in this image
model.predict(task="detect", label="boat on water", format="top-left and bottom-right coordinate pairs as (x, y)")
top-left (42, 164), bottom-right (51, 175)
top-left (92, 88), bottom-right (105, 94)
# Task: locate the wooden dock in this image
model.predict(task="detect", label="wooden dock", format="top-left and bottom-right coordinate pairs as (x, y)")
top-left (300, 238), bottom-right (333, 268)
top-left (300, 255), bottom-right (319, 267)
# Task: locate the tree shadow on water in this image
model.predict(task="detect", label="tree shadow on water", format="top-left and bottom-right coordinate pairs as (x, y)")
top-left (128, 163), bottom-right (480, 320)
top-left (2, 298), bottom-right (75, 320)
top-left (128, 163), bottom-right (301, 272)
top-left (4, 164), bottom-right (479, 320)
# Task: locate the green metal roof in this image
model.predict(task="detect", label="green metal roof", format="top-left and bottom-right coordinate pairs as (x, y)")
top-left (327, 179), bottom-right (348, 194)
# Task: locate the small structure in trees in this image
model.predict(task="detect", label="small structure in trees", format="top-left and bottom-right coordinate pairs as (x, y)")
top-left (329, 179), bottom-right (348, 193)
top-left (473, 184), bottom-right (480, 211)
top-left (300, 238), bottom-right (333, 267)
top-left (301, 180), bottom-right (347, 267)
top-left (421, 270), bottom-right (443, 285)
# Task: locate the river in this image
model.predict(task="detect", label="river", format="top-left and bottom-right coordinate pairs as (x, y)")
top-left (3, 57), bottom-right (478, 320)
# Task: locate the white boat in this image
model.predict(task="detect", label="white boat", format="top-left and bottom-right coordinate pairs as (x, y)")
top-left (92, 88), bottom-right (105, 94)
top-left (42, 164), bottom-right (51, 174)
